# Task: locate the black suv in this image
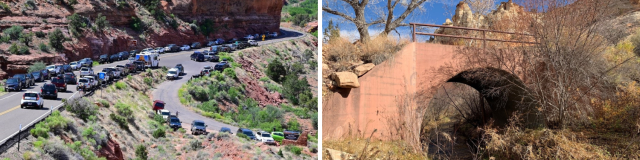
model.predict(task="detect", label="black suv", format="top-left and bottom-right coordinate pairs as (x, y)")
top-left (233, 41), bottom-right (250, 49)
top-left (98, 54), bottom-right (109, 64)
top-left (62, 65), bottom-right (72, 72)
top-left (118, 51), bottom-right (129, 60)
top-left (166, 44), bottom-right (180, 52)
top-left (191, 42), bottom-right (202, 49)
top-left (13, 74), bottom-right (31, 87)
top-left (214, 62), bottom-right (230, 71)
top-left (63, 73), bottom-right (77, 84)
top-left (40, 69), bottom-right (50, 80)
top-left (109, 54), bottom-right (120, 63)
top-left (31, 72), bottom-right (44, 82)
top-left (4, 78), bottom-right (22, 91)
top-left (40, 83), bottom-right (58, 99)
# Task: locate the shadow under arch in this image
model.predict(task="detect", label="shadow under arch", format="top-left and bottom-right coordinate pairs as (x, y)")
top-left (442, 67), bottom-right (544, 129)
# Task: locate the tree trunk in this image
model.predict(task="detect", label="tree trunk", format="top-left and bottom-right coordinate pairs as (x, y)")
top-left (357, 25), bottom-right (370, 43)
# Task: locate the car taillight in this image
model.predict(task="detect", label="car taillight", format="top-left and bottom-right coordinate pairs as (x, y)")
top-left (41, 89), bottom-right (43, 93)
top-left (23, 95), bottom-right (25, 100)
top-left (36, 95), bottom-right (39, 100)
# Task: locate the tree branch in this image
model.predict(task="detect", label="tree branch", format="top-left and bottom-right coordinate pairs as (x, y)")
top-left (322, 7), bottom-right (357, 23)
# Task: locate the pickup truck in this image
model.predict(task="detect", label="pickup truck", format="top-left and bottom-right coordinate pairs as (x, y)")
top-left (80, 67), bottom-right (94, 77)
top-left (83, 75), bottom-right (100, 88)
top-left (104, 67), bottom-right (121, 79)
top-left (115, 65), bottom-right (129, 76)
top-left (77, 78), bottom-right (92, 91)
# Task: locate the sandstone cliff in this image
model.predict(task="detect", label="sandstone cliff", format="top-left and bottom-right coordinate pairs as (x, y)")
top-left (0, 0), bottom-right (282, 78)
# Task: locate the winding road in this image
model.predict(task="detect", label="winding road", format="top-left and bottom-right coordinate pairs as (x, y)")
top-left (0, 28), bottom-right (306, 146)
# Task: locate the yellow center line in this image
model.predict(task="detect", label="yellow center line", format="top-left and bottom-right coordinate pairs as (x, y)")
top-left (0, 105), bottom-right (20, 116)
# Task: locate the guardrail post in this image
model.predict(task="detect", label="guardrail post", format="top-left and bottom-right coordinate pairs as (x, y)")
top-left (412, 24), bottom-right (416, 42)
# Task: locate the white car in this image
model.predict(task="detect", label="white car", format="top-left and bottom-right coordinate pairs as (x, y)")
top-left (80, 67), bottom-right (94, 77)
top-left (46, 65), bottom-right (60, 75)
top-left (248, 40), bottom-right (258, 46)
top-left (256, 131), bottom-right (276, 145)
top-left (244, 35), bottom-right (254, 40)
top-left (69, 61), bottom-right (81, 70)
top-left (84, 76), bottom-right (99, 88)
top-left (167, 68), bottom-right (179, 80)
top-left (180, 45), bottom-right (191, 51)
top-left (270, 32), bottom-right (278, 38)
top-left (155, 47), bottom-right (165, 54)
top-left (159, 109), bottom-right (170, 121)
top-left (21, 92), bottom-right (44, 109)
top-left (77, 78), bottom-right (92, 91)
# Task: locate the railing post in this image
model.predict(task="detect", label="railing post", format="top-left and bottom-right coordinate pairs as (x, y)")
top-left (483, 30), bottom-right (486, 54)
top-left (412, 24), bottom-right (416, 42)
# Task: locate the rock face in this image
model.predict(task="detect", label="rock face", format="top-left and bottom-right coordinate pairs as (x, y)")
top-left (0, 0), bottom-right (282, 78)
top-left (331, 72), bottom-right (360, 88)
top-left (353, 63), bottom-right (374, 77)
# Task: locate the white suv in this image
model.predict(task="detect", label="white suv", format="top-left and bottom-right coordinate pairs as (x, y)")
top-left (21, 92), bottom-right (44, 109)
top-left (167, 68), bottom-right (179, 80)
top-left (80, 67), bottom-right (94, 77)
top-left (256, 131), bottom-right (276, 145)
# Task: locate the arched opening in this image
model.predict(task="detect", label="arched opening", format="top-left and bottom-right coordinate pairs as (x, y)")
top-left (419, 67), bottom-right (543, 158)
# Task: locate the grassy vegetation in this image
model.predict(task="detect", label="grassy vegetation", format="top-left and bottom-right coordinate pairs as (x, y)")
top-left (282, 0), bottom-right (317, 27)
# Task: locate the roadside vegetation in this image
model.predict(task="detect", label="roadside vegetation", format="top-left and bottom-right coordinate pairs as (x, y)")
top-left (282, 0), bottom-right (317, 27)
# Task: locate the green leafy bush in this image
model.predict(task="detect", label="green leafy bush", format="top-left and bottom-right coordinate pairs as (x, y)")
top-left (115, 81), bottom-right (127, 90)
top-left (153, 114), bottom-right (164, 124)
top-left (39, 42), bottom-right (49, 53)
top-left (35, 31), bottom-right (45, 38)
top-left (115, 102), bottom-right (133, 119)
top-left (0, 2), bottom-right (9, 12)
top-left (144, 77), bottom-right (152, 86)
top-left (153, 127), bottom-right (166, 138)
top-left (178, 128), bottom-right (186, 133)
top-left (237, 132), bottom-right (250, 140)
top-left (4, 26), bottom-right (23, 40)
top-left (49, 28), bottom-right (65, 50)
top-left (135, 144), bottom-right (148, 160)
top-left (28, 61), bottom-right (46, 73)
top-left (266, 59), bottom-right (287, 83)
top-left (223, 68), bottom-right (236, 79)
top-left (287, 118), bottom-right (300, 131)
top-left (67, 13), bottom-right (87, 37)
top-left (199, 19), bottom-right (216, 37)
top-left (8, 43), bottom-right (18, 54)
top-left (65, 98), bottom-right (97, 121)
top-left (98, 99), bottom-right (110, 108)
top-left (130, 16), bottom-right (143, 32)
top-left (110, 113), bottom-right (128, 129)
top-left (189, 139), bottom-right (202, 151)
top-left (259, 77), bottom-right (270, 82)
top-left (282, 74), bottom-right (310, 105)
top-left (94, 13), bottom-right (109, 32)
top-left (19, 32), bottom-right (33, 46)
top-left (286, 145), bottom-right (303, 155)
top-left (18, 45), bottom-right (29, 55)
top-left (30, 111), bottom-right (69, 138)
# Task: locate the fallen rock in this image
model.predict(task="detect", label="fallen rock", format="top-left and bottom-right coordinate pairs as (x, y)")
top-left (324, 148), bottom-right (356, 160)
top-left (353, 63), bottom-right (375, 77)
top-left (331, 72), bottom-right (360, 88)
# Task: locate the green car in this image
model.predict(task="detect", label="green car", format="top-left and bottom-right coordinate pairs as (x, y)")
top-left (271, 132), bottom-right (284, 142)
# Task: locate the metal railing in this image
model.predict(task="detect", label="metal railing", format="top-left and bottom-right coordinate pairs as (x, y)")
top-left (410, 23), bottom-right (538, 45)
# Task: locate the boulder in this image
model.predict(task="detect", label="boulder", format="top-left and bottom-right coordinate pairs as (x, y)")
top-left (353, 63), bottom-right (375, 76)
top-left (331, 72), bottom-right (360, 88)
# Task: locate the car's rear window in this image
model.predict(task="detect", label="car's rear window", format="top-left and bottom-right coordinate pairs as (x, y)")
top-left (78, 79), bottom-right (88, 83)
top-left (52, 78), bottom-right (64, 83)
top-left (24, 93), bottom-right (38, 98)
top-left (81, 68), bottom-right (89, 71)
top-left (155, 103), bottom-right (164, 108)
top-left (43, 85), bottom-right (56, 90)
top-left (70, 62), bottom-right (77, 65)
top-left (64, 74), bottom-right (73, 78)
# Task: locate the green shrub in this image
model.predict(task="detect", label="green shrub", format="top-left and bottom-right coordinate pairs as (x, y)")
top-left (98, 99), bottom-right (110, 108)
top-left (287, 118), bottom-right (300, 131)
top-left (39, 42), bottom-right (49, 53)
top-left (4, 26), bottom-right (23, 40)
top-left (237, 132), bottom-right (250, 140)
top-left (115, 81), bottom-right (127, 89)
top-left (35, 31), bottom-right (45, 38)
top-left (67, 13), bottom-right (87, 37)
top-left (259, 77), bottom-right (270, 82)
top-left (110, 113), bottom-right (128, 129)
top-left (153, 114), bottom-right (164, 124)
top-left (311, 112), bottom-right (318, 129)
top-left (19, 32), bottom-right (33, 46)
top-left (130, 16), bottom-right (143, 32)
top-left (266, 59), bottom-right (287, 83)
top-left (265, 83), bottom-right (282, 93)
top-left (135, 144), bottom-right (148, 160)
top-left (286, 145), bottom-right (303, 155)
top-left (189, 139), bottom-right (202, 151)
top-left (278, 149), bottom-right (284, 157)
top-left (197, 100), bottom-right (219, 113)
top-left (115, 102), bottom-right (133, 119)
top-left (199, 19), bottom-right (216, 36)
top-left (8, 43), bottom-right (18, 54)
top-left (191, 87), bottom-right (208, 101)
top-left (67, 0), bottom-right (78, 5)
top-left (49, 28), bottom-right (65, 50)
top-left (65, 98), bottom-right (97, 121)
top-left (28, 61), bottom-right (46, 73)
top-left (282, 74), bottom-right (310, 105)
top-left (223, 68), bottom-right (236, 79)
top-left (94, 13), bottom-right (109, 31)
top-left (178, 128), bottom-right (186, 133)
top-left (30, 123), bottom-right (50, 138)
top-left (18, 45), bottom-right (29, 55)
top-left (153, 127), bottom-right (166, 138)
top-left (291, 62), bottom-right (305, 74)
top-left (144, 77), bottom-right (152, 86)
top-left (0, 2), bottom-right (9, 12)
top-left (30, 110), bottom-right (69, 138)
top-left (228, 87), bottom-right (240, 100)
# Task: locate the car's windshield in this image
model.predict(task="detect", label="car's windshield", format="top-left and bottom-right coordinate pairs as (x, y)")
top-left (64, 74), bottom-right (73, 78)
top-left (155, 103), bottom-right (164, 108)
top-left (32, 72), bottom-right (40, 76)
top-left (243, 131), bottom-right (255, 136)
top-left (262, 133), bottom-right (270, 137)
top-left (70, 62), bottom-right (77, 65)
top-left (168, 71), bottom-right (177, 74)
top-left (170, 118), bottom-right (179, 123)
top-left (46, 66), bottom-right (54, 69)
top-left (194, 122), bottom-right (204, 127)
top-left (79, 79), bottom-right (88, 83)
top-left (274, 133), bottom-right (284, 136)
top-left (13, 74), bottom-right (25, 79)
top-left (6, 78), bottom-right (18, 83)
top-left (100, 55), bottom-right (107, 58)
top-left (161, 112), bottom-right (170, 116)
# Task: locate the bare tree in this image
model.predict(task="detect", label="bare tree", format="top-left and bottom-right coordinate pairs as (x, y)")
top-left (464, 0), bottom-right (497, 15)
top-left (322, 0), bottom-right (431, 43)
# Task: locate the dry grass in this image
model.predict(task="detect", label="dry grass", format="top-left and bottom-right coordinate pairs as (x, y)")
top-left (323, 35), bottom-right (407, 72)
top-left (323, 136), bottom-right (429, 160)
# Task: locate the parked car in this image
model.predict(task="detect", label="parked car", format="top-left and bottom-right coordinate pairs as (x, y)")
top-left (180, 45), bottom-right (191, 51)
top-left (25, 73), bottom-right (35, 86)
top-left (226, 38), bottom-right (238, 44)
top-left (13, 74), bottom-right (31, 88)
top-left (69, 61), bottom-right (81, 70)
top-left (248, 40), bottom-right (258, 46)
top-left (191, 42), bottom-right (202, 49)
top-left (105, 67), bottom-right (121, 79)
top-left (191, 120), bottom-right (207, 135)
top-left (118, 51), bottom-right (130, 60)
top-left (79, 59), bottom-right (93, 68)
top-left (21, 92), bottom-right (43, 109)
top-left (80, 67), bottom-right (94, 77)
top-left (130, 50), bottom-right (139, 57)
top-left (244, 34), bottom-right (255, 40)
top-left (83, 75), bottom-right (100, 88)
top-left (226, 44), bottom-right (237, 51)
top-left (194, 53), bottom-right (205, 62)
top-left (283, 130), bottom-right (301, 140)
top-left (214, 62), bottom-right (230, 71)
top-left (133, 61), bottom-right (145, 71)
top-left (63, 73), bottom-right (77, 85)
top-left (203, 51), bottom-right (219, 62)
top-left (165, 44), bottom-right (180, 52)
top-left (141, 48), bottom-right (154, 53)
top-left (109, 55), bottom-right (120, 63)
top-left (40, 69), bottom-right (50, 80)
top-left (168, 115), bottom-right (182, 130)
top-left (236, 128), bottom-right (257, 140)
top-left (219, 45), bottom-right (232, 52)
top-left (125, 64), bottom-right (136, 73)
top-left (256, 131), bottom-right (276, 145)
top-left (214, 38), bottom-right (225, 45)
top-left (47, 65), bottom-right (60, 76)
top-left (271, 132), bottom-right (285, 142)
top-left (77, 78), bottom-right (91, 91)
top-left (31, 72), bottom-right (44, 82)
top-left (116, 65), bottom-right (129, 76)
top-left (155, 47), bottom-right (165, 54)
top-left (50, 77), bottom-right (67, 92)
top-left (40, 83), bottom-right (58, 99)
top-left (220, 127), bottom-right (232, 134)
top-left (206, 41), bottom-right (216, 47)
top-left (4, 78), bottom-right (23, 91)
top-left (175, 64), bottom-right (184, 75)
top-left (98, 72), bottom-right (110, 83)
top-left (232, 41), bottom-right (249, 49)
top-left (167, 68), bottom-right (179, 80)
top-left (190, 52), bottom-right (199, 61)
top-left (270, 32), bottom-right (278, 38)
top-left (98, 54), bottom-right (109, 64)
top-left (199, 69), bottom-right (211, 77)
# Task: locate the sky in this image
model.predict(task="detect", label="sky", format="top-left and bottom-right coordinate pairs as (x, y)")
top-left (322, 0), bottom-right (510, 42)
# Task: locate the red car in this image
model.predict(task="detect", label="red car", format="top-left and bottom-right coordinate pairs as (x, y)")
top-left (51, 77), bottom-right (67, 92)
top-left (152, 100), bottom-right (165, 113)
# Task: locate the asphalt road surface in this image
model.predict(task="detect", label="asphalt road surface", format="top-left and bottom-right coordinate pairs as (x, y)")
top-left (0, 28), bottom-right (306, 143)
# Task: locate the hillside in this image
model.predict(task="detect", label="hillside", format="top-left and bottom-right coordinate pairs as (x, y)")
top-left (0, 0), bottom-right (282, 78)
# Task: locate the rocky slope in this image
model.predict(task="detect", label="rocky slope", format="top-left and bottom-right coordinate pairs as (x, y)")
top-left (0, 0), bottom-right (282, 78)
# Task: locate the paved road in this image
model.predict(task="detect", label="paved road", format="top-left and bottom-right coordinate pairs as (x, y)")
top-left (0, 28), bottom-right (306, 143)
